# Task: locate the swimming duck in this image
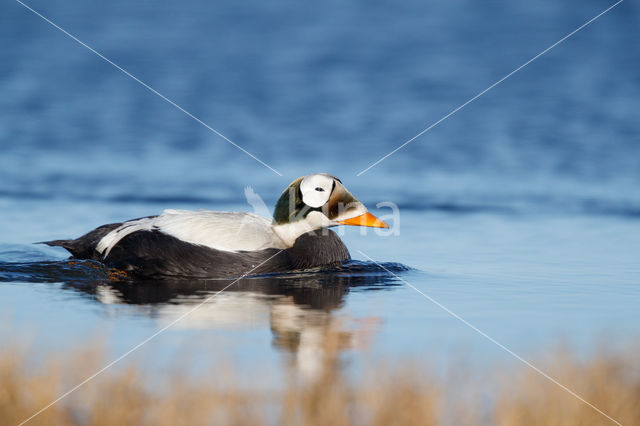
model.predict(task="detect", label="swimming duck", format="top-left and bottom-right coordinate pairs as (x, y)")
top-left (44, 174), bottom-right (388, 279)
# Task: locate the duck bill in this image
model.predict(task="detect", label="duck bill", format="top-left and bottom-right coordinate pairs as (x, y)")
top-left (337, 212), bottom-right (389, 228)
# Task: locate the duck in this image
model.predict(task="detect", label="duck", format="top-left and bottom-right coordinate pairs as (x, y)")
top-left (44, 173), bottom-right (388, 279)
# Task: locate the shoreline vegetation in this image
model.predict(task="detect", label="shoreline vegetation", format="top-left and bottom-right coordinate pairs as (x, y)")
top-left (1, 336), bottom-right (638, 426)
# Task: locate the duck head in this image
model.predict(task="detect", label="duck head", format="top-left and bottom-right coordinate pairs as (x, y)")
top-left (272, 173), bottom-right (388, 246)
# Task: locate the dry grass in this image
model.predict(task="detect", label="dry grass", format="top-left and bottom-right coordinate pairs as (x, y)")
top-left (494, 346), bottom-right (640, 426)
top-left (0, 337), bottom-right (638, 426)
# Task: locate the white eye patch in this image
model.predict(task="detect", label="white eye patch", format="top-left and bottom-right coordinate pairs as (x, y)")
top-left (300, 174), bottom-right (333, 208)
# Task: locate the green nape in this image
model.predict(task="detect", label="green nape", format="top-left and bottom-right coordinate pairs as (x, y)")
top-left (272, 177), bottom-right (306, 225)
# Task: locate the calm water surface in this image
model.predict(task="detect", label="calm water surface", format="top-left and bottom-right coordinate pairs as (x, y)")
top-left (1, 0), bottom-right (639, 384)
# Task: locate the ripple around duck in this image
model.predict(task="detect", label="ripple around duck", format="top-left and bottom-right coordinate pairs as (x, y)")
top-left (0, 260), bottom-right (110, 283)
top-left (256, 260), bottom-right (413, 278)
top-left (0, 258), bottom-right (412, 286)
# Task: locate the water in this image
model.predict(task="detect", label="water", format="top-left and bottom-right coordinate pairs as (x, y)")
top-left (1, 0), bottom-right (639, 385)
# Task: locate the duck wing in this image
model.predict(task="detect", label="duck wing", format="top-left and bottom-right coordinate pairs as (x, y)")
top-left (96, 210), bottom-right (286, 258)
top-left (104, 229), bottom-right (350, 279)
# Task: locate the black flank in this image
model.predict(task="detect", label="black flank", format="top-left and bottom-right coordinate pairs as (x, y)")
top-left (46, 226), bottom-right (350, 279)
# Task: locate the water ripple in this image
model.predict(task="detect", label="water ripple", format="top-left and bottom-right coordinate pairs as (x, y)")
top-left (0, 258), bottom-right (411, 285)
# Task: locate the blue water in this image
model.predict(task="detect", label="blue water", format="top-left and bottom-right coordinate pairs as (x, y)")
top-left (1, 0), bottom-right (639, 385)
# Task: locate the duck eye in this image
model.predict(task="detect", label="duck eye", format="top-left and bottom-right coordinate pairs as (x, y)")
top-left (315, 187), bottom-right (325, 192)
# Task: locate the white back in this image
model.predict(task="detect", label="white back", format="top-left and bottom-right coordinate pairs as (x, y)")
top-left (96, 209), bottom-right (288, 257)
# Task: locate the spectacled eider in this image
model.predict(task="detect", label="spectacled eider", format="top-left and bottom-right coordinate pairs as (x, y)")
top-left (44, 174), bottom-right (388, 279)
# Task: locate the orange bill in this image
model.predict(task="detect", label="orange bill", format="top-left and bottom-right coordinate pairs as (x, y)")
top-left (337, 212), bottom-right (389, 228)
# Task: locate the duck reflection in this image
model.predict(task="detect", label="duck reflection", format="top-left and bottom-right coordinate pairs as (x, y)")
top-left (59, 262), bottom-right (405, 379)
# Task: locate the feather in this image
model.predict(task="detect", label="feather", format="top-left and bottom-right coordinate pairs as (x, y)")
top-left (96, 210), bottom-right (289, 257)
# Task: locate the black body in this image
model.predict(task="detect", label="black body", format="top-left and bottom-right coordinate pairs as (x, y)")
top-left (44, 223), bottom-right (350, 279)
